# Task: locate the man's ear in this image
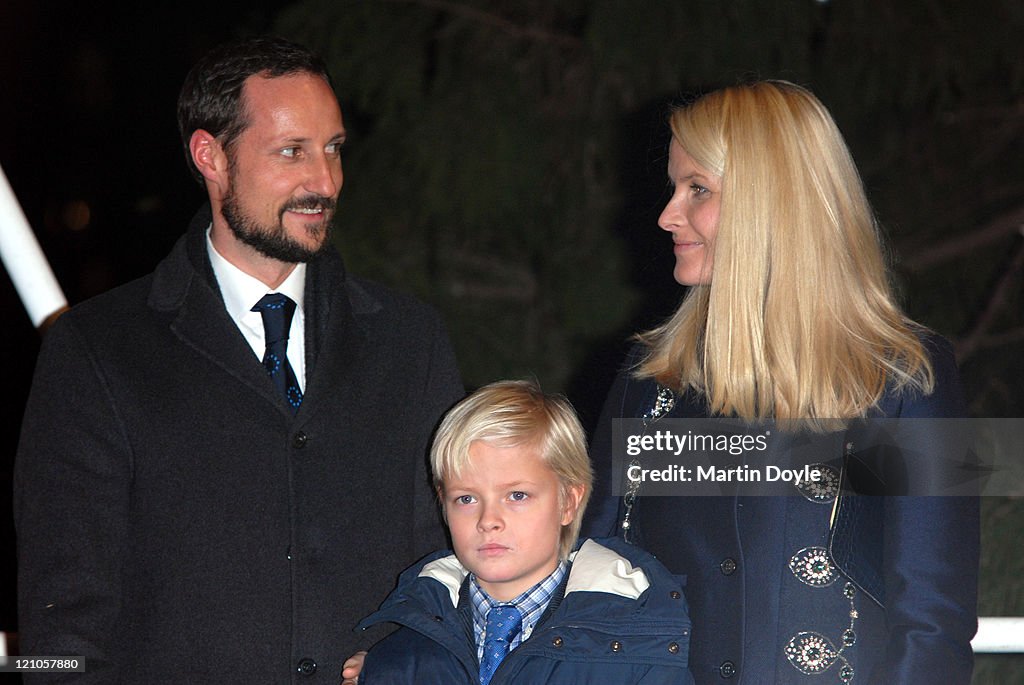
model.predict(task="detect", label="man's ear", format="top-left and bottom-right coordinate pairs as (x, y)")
top-left (189, 130), bottom-right (229, 189)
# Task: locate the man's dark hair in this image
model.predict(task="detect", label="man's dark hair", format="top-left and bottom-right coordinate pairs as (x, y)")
top-left (177, 35), bottom-right (333, 185)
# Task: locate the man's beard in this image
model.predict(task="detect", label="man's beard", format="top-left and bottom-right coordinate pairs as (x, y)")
top-left (222, 190), bottom-right (336, 264)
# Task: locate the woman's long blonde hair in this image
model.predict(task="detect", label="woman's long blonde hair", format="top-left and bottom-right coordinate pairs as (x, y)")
top-left (637, 80), bottom-right (933, 422)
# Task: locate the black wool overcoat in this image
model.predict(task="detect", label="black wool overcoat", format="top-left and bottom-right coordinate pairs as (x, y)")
top-left (14, 205), bottom-right (464, 683)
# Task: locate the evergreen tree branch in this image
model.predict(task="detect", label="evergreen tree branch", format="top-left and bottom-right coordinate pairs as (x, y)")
top-left (941, 101), bottom-right (1024, 125)
top-left (378, 0), bottom-right (583, 47)
top-left (954, 231), bottom-right (1024, 362)
top-left (901, 204), bottom-right (1024, 272)
top-left (972, 326), bottom-right (1024, 352)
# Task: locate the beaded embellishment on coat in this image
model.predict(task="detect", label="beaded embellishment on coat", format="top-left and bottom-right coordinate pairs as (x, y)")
top-left (784, 580), bottom-right (858, 682)
top-left (795, 463), bottom-right (839, 503)
top-left (642, 385), bottom-right (676, 425)
top-left (789, 547), bottom-right (839, 587)
top-left (785, 632), bottom-right (841, 674)
top-left (782, 442), bottom-right (858, 682)
top-left (785, 631), bottom-right (855, 683)
top-left (621, 385), bottom-right (676, 542)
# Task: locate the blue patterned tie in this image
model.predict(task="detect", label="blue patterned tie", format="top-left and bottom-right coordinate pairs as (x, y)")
top-left (479, 605), bottom-right (522, 685)
top-left (251, 293), bottom-right (302, 414)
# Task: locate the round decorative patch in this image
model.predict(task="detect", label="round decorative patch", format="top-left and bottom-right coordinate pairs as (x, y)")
top-left (794, 463), bottom-right (840, 503)
top-left (788, 546), bottom-right (839, 587)
top-left (784, 632), bottom-right (840, 674)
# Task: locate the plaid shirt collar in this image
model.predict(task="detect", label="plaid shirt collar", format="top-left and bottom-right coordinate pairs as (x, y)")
top-left (469, 560), bottom-right (569, 660)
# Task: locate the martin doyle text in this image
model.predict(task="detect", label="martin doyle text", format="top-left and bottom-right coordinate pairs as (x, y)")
top-left (626, 463), bottom-right (826, 486)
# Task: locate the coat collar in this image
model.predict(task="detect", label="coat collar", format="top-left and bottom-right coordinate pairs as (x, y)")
top-left (418, 539), bottom-right (652, 609)
top-left (146, 204), bottom-right (378, 421)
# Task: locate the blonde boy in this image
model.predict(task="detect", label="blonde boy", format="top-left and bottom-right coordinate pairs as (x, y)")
top-left (352, 380), bottom-right (694, 685)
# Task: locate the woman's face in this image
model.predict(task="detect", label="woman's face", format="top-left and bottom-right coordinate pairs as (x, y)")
top-left (658, 139), bottom-right (722, 286)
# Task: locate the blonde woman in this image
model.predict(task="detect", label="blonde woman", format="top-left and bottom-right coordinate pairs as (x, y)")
top-left (585, 81), bottom-right (978, 684)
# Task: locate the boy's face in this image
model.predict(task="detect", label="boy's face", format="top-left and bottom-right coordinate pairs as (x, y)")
top-left (442, 440), bottom-right (584, 602)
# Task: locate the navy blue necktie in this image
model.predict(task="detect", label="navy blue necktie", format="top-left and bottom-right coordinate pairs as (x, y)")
top-left (251, 293), bottom-right (302, 414)
top-left (479, 605), bottom-right (522, 685)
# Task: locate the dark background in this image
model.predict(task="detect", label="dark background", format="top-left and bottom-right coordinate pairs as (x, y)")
top-left (0, 0), bottom-right (298, 653)
top-left (2, 1), bottom-right (1022, 681)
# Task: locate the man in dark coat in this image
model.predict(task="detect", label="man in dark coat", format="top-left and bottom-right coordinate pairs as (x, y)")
top-left (13, 36), bottom-right (463, 684)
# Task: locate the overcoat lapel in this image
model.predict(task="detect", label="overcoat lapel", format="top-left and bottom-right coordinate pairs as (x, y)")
top-left (146, 204), bottom-right (381, 423)
top-left (298, 246), bottom-right (372, 424)
top-left (147, 206), bottom-right (293, 417)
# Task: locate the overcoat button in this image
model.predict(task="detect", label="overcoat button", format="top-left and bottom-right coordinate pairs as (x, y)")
top-left (552, 636), bottom-right (564, 647)
top-left (610, 640), bottom-right (622, 652)
top-left (296, 658), bottom-right (317, 675)
top-left (719, 660), bottom-right (736, 678)
top-left (670, 590), bottom-right (681, 599)
top-left (292, 432), bottom-right (308, 448)
top-left (668, 642), bottom-right (680, 654)
top-left (720, 557), bottom-right (737, 575)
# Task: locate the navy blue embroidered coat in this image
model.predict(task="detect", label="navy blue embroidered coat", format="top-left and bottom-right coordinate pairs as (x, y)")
top-left (585, 336), bottom-right (979, 684)
top-left (14, 205), bottom-right (464, 683)
top-left (356, 537), bottom-right (696, 684)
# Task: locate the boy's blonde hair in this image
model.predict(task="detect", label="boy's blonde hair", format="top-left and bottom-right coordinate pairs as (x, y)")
top-left (431, 379), bottom-right (593, 560)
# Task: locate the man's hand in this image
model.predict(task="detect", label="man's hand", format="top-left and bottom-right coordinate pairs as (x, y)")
top-left (341, 651), bottom-right (366, 685)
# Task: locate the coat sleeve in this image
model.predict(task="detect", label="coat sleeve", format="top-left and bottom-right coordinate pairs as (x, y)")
top-left (13, 315), bottom-right (132, 683)
top-left (879, 336), bottom-right (979, 683)
top-left (360, 626), bottom-right (474, 684)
